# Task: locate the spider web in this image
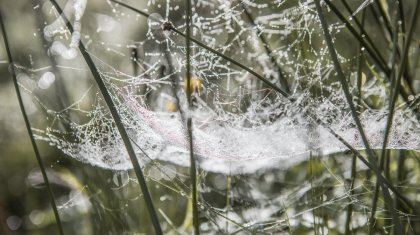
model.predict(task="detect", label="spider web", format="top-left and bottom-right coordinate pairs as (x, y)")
top-left (22, 0), bottom-right (420, 176)
top-left (7, 0), bottom-right (419, 233)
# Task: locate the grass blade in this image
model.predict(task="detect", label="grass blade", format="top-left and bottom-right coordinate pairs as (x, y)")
top-left (0, 10), bottom-right (64, 235)
top-left (314, 0), bottom-right (375, 167)
top-left (185, 0), bottom-right (200, 233)
top-left (314, 0), bottom-right (403, 232)
top-left (47, 1), bottom-right (163, 234)
top-left (397, 0), bottom-right (405, 46)
top-left (111, 0), bottom-right (289, 98)
top-left (374, 0), bottom-right (393, 41)
top-left (345, 8), bottom-right (366, 234)
top-left (369, 4), bottom-right (401, 233)
top-left (394, 150), bottom-right (406, 234)
top-left (344, 154), bottom-right (357, 235)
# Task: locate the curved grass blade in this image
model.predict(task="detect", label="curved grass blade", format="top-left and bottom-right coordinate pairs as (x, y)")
top-left (0, 10), bottom-right (64, 235)
top-left (185, 0), bottom-right (200, 233)
top-left (110, 0), bottom-right (418, 214)
top-left (345, 8), bottom-right (366, 234)
top-left (314, 0), bottom-right (403, 232)
top-left (47, 1), bottom-right (162, 234)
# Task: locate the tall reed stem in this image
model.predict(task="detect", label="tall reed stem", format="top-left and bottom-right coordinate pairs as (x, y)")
top-left (185, 0), bottom-right (200, 234)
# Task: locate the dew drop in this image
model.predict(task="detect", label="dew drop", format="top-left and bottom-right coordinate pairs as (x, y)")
top-left (148, 13), bottom-right (163, 30)
top-left (38, 72), bottom-right (55, 89)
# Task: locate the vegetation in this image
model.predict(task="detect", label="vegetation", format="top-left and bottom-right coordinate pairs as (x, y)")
top-left (0, 0), bottom-right (419, 234)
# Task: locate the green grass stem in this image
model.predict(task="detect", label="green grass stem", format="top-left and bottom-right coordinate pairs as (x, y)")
top-left (345, 8), bottom-right (366, 234)
top-left (185, 0), bottom-right (200, 234)
top-left (369, 4), bottom-right (402, 233)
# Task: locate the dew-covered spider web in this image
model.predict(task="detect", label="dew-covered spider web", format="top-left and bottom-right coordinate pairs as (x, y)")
top-left (18, 0), bottom-right (419, 175)
top-left (4, 0), bottom-right (420, 233)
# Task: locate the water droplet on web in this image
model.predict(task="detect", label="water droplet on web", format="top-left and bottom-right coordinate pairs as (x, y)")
top-left (112, 171), bottom-right (129, 187)
top-left (163, 29), bottom-right (172, 37)
top-left (7, 63), bottom-right (15, 75)
top-left (148, 166), bottom-right (163, 181)
top-left (148, 13), bottom-right (163, 30)
top-left (29, 210), bottom-right (45, 225)
top-left (6, 216), bottom-right (22, 231)
top-left (162, 165), bottom-right (177, 180)
top-left (95, 14), bottom-right (118, 33)
top-left (38, 72), bottom-right (55, 89)
top-left (213, 175), bottom-right (227, 190)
